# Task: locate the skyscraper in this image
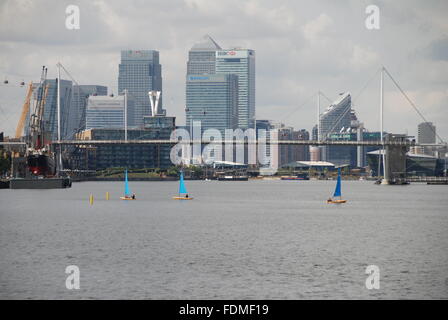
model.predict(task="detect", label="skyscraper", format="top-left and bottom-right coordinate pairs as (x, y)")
top-left (186, 74), bottom-right (238, 136)
top-left (319, 92), bottom-right (352, 140)
top-left (186, 36), bottom-right (256, 130)
top-left (118, 50), bottom-right (163, 127)
top-left (418, 122), bottom-right (436, 144)
top-left (216, 48), bottom-right (255, 129)
top-left (187, 35), bottom-right (222, 75)
top-left (27, 79), bottom-right (74, 140)
top-left (319, 92), bottom-right (352, 162)
top-left (71, 85), bottom-right (107, 133)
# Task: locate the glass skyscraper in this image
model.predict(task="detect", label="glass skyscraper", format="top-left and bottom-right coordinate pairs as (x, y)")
top-left (186, 36), bottom-right (256, 130)
top-left (27, 79), bottom-right (74, 140)
top-left (186, 74), bottom-right (238, 136)
top-left (216, 49), bottom-right (255, 129)
top-left (319, 92), bottom-right (352, 140)
top-left (118, 50), bottom-right (163, 127)
top-left (187, 35), bottom-right (222, 75)
top-left (318, 92), bottom-right (353, 162)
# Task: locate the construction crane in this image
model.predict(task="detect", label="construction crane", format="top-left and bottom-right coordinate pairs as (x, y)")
top-left (24, 66), bottom-right (56, 176)
top-left (28, 66), bottom-right (48, 150)
top-left (15, 82), bottom-right (33, 139)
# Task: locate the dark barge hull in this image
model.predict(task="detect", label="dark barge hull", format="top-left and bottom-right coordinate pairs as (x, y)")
top-left (9, 177), bottom-right (72, 189)
top-left (0, 180), bottom-right (10, 189)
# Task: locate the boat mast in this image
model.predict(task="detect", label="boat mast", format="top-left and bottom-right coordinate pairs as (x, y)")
top-left (57, 62), bottom-right (63, 174)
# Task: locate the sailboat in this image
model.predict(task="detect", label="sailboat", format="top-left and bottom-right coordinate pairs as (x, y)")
top-left (172, 171), bottom-right (193, 200)
top-left (327, 168), bottom-right (347, 204)
top-left (120, 169), bottom-right (136, 200)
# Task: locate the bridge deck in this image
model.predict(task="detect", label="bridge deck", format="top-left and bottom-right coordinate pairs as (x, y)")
top-left (47, 139), bottom-right (417, 146)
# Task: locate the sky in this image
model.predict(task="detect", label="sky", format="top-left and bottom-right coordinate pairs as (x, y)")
top-left (0, 0), bottom-right (447, 142)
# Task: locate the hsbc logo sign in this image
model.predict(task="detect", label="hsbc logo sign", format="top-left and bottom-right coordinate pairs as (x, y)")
top-left (218, 51), bottom-right (237, 56)
top-left (217, 50), bottom-right (249, 58)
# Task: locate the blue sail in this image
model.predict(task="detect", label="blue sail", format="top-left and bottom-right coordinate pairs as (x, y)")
top-left (179, 171), bottom-right (187, 194)
top-left (124, 169), bottom-right (131, 196)
top-left (333, 168), bottom-right (342, 197)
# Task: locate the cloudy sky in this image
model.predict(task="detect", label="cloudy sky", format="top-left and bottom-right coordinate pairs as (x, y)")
top-left (0, 0), bottom-right (447, 141)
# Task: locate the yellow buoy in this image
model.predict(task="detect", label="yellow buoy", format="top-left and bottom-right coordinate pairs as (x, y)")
top-left (89, 194), bottom-right (94, 205)
top-left (106, 192), bottom-right (110, 200)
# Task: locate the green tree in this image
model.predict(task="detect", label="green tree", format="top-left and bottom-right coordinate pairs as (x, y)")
top-left (188, 165), bottom-right (203, 179)
top-left (166, 166), bottom-right (179, 177)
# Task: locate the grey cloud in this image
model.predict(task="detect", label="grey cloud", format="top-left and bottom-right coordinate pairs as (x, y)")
top-left (424, 36), bottom-right (448, 61)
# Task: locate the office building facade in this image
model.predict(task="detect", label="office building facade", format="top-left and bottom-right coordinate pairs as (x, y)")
top-left (71, 117), bottom-right (176, 170)
top-left (326, 131), bottom-right (382, 167)
top-left (85, 95), bottom-right (135, 129)
top-left (216, 49), bottom-right (255, 129)
top-left (319, 92), bottom-right (353, 162)
top-left (187, 35), bottom-right (222, 75)
top-left (186, 74), bottom-right (239, 136)
top-left (71, 85), bottom-right (107, 133)
top-left (319, 92), bottom-right (352, 140)
top-left (118, 50), bottom-right (163, 126)
top-left (418, 122), bottom-right (436, 144)
top-left (27, 79), bottom-right (74, 140)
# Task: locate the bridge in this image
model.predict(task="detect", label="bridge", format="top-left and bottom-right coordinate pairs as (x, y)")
top-left (3, 139), bottom-right (446, 147)
top-left (48, 139), bottom-right (417, 146)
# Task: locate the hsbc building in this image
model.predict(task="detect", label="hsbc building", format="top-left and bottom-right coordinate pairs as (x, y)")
top-left (216, 49), bottom-right (255, 129)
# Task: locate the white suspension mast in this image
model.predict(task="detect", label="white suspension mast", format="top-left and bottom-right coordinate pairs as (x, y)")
top-left (380, 66), bottom-right (388, 184)
top-left (380, 66), bottom-right (384, 146)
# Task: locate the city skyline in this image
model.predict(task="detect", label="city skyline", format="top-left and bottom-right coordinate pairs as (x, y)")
top-left (0, 0), bottom-right (447, 141)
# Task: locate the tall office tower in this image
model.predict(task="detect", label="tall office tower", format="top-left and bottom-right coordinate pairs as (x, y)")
top-left (186, 74), bottom-right (238, 136)
top-left (118, 50), bottom-right (163, 127)
top-left (26, 79), bottom-right (74, 140)
top-left (319, 92), bottom-right (352, 140)
top-left (319, 92), bottom-right (352, 162)
top-left (216, 48), bottom-right (255, 129)
top-left (85, 95), bottom-right (135, 129)
top-left (187, 35), bottom-right (222, 75)
top-left (418, 122), bottom-right (436, 144)
top-left (72, 85), bottom-right (107, 133)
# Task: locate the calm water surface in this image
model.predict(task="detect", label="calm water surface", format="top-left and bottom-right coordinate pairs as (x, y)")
top-left (0, 180), bottom-right (447, 299)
